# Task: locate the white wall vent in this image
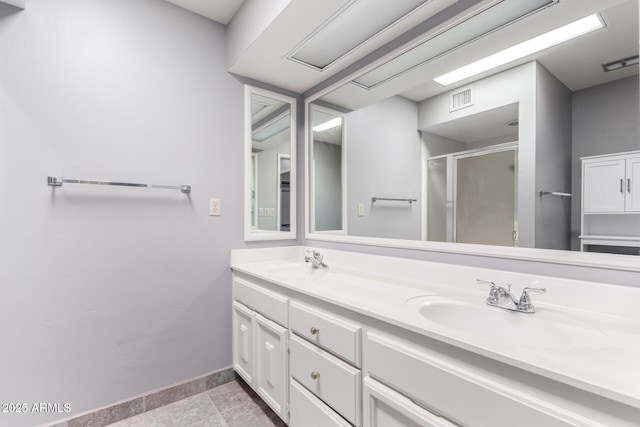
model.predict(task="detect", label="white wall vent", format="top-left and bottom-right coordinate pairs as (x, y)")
top-left (450, 86), bottom-right (474, 112)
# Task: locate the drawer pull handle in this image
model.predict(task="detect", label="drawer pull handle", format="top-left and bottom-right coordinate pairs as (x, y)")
top-left (310, 371), bottom-right (320, 380)
top-left (310, 327), bottom-right (319, 335)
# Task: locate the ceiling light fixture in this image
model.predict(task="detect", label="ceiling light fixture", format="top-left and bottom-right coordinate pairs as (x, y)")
top-left (433, 14), bottom-right (604, 86)
top-left (602, 55), bottom-right (639, 72)
top-left (313, 117), bottom-right (342, 132)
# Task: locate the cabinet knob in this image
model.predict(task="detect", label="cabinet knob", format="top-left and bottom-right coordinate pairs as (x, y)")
top-left (310, 371), bottom-right (320, 380)
top-left (310, 327), bottom-right (318, 335)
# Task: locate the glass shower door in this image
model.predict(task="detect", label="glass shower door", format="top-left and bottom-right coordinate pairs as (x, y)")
top-left (454, 148), bottom-right (517, 247)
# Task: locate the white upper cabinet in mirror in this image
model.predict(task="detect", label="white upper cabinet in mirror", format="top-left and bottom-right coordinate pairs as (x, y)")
top-left (245, 85), bottom-right (296, 241)
top-left (305, 0), bottom-right (640, 270)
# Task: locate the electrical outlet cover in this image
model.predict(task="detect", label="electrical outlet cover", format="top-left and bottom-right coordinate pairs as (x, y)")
top-left (209, 198), bottom-right (221, 216)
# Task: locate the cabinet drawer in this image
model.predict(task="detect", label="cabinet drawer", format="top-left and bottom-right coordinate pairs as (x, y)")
top-left (290, 379), bottom-right (351, 427)
top-left (366, 331), bottom-right (601, 427)
top-left (290, 300), bottom-right (361, 366)
top-left (363, 376), bottom-right (455, 427)
top-left (233, 277), bottom-right (288, 327)
top-left (290, 334), bottom-right (361, 425)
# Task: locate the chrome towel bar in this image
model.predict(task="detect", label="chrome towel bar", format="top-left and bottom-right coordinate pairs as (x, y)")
top-left (539, 191), bottom-right (571, 197)
top-left (371, 197), bottom-right (417, 204)
top-left (47, 176), bottom-right (191, 194)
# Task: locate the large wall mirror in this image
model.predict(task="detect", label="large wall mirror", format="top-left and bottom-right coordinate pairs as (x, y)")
top-left (245, 85), bottom-right (296, 241)
top-left (306, 0), bottom-right (639, 269)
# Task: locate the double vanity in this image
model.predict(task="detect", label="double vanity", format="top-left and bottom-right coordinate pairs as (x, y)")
top-left (231, 246), bottom-right (640, 426)
top-left (234, 1), bottom-right (640, 425)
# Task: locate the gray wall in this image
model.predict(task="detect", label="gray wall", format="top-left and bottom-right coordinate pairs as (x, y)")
top-left (313, 141), bottom-right (343, 231)
top-left (571, 76), bottom-right (640, 249)
top-left (0, 1), bottom-right (291, 426)
top-left (535, 63), bottom-right (572, 250)
top-left (346, 96), bottom-right (422, 240)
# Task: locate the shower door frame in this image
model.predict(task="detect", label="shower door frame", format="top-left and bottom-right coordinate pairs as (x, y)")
top-left (424, 142), bottom-right (518, 246)
top-left (452, 143), bottom-right (519, 246)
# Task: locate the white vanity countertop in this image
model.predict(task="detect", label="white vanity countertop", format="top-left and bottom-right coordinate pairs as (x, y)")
top-left (230, 246), bottom-right (640, 409)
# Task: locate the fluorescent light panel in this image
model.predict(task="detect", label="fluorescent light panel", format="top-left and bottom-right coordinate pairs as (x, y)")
top-left (253, 113), bottom-right (290, 142)
top-left (353, 0), bottom-right (555, 89)
top-left (290, 0), bottom-right (452, 70)
top-left (251, 101), bottom-right (269, 117)
top-left (313, 117), bottom-right (342, 132)
top-left (434, 14), bottom-right (604, 86)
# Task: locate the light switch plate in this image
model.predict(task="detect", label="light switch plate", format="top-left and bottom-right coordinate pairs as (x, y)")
top-left (358, 203), bottom-right (365, 217)
top-left (209, 198), bottom-right (221, 216)
top-left (259, 208), bottom-right (264, 216)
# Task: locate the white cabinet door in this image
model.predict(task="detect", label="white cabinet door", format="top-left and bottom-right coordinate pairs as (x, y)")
top-left (232, 301), bottom-right (255, 386)
top-left (363, 377), bottom-right (455, 427)
top-left (583, 159), bottom-right (626, 213)
top-left (626, 156), bottom-right (640, 212)
top-left (255, 313), bottom-right (289, 423)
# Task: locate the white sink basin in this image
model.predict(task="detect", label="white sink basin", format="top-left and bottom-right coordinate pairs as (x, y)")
top-left (407, 295), bottom-right (608, 350)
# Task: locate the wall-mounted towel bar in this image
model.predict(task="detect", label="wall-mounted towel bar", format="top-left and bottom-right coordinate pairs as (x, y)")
top-left (47, 176), bottom-right (191, 194)
top-left (371, 197), bottom-right (417, 205)
top-left (539, 191), bottom-right (571, 197)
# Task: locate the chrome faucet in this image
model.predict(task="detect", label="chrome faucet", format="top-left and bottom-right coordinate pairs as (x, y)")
top-left (305, 250), bottom-right (328, 269)
top-left (477, 279), bottom-right (546, 313)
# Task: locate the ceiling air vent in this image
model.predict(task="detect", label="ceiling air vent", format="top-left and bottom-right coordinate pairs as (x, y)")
top-left (450, 86), bottom-right (473, 112)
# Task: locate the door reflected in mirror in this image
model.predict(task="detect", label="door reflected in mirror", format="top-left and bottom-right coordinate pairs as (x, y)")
top-left (422, 103), bottom-right (519, 247)
top-left (245, 86), bottom-right (296, 241)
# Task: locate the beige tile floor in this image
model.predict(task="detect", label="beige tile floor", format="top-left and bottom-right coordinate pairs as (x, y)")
top-left (107, 380), bottom-right (286, 427)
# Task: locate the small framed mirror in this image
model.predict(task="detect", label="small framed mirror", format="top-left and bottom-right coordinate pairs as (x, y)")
top-left (244, 85), bottom-right (297, 241)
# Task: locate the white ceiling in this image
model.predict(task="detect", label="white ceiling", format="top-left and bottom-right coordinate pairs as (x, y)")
top-left (423, 103), bottom-right (519, 144)
top-left (163, 0), bottom-right (244, 24)
top-left (401, 0), bottom-right (638, 101)
top-left (320, 0), bottom-right (639, 110)
top-left (164, 0), bottom-right (638, 110)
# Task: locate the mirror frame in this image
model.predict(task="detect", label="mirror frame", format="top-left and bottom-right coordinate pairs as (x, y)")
top-left (245, 85), bottom-right (297, 241)
top-left (304, 69), bottom-right (640, 274)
